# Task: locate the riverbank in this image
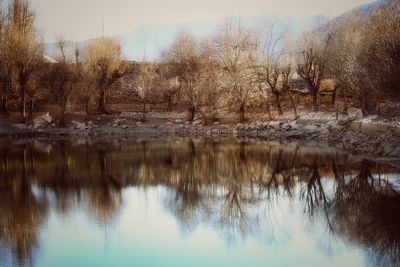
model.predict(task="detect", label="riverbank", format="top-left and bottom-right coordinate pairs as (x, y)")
top-left (1, 112), bottom-right (399, 161)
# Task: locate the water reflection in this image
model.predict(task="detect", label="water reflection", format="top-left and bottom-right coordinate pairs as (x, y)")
top-left (0, 138), bottom-right (399, 267)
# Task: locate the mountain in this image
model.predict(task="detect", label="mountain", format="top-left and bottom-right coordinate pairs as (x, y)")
top-left (116, 15), bottom-right (315, 61)
top-left (336, 0), bottom-right (384, 21)
top-left (355, 0), bottom-right (385, 13)
top-left (46, 14), bottom-right (314, 61)
top-left (45, 1), bottom-right (384, 61)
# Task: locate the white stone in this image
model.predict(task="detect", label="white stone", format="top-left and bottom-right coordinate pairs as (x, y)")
top-left (347, 107), bottom-right (363, 120)
top-left (72, 121), bottom-right (86, 130)
top-left (33, 113), bottom-right (53, 129)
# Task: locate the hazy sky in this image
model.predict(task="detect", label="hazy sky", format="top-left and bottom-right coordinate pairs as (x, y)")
top-left (31, 0), bottom-right (375, 42)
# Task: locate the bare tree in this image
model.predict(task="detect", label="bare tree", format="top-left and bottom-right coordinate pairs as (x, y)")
top-left (41, 40), bottom-right (79, 125)
top-left (0, 6), bottom-right (12, 115)
top-left (164, 93), bottom-right (178, 114)
top-left (76, 74), bottom-right (96, 115)
top-left (328, 0), bottom-right (399, 114)
top-left (296, 23), bottom-right (333, 112)
top-left (254, 22), bottom-right (292, 116)
top-left (199, 62), bottom-right (224, 123)
top-left (162, 31), bottom-right (208, 121)
top-left (329, 12), bottom-right (365, 112)
top-left (121, 61), bottom-right (155, 121)
top-left (214, 20), bottom-right (256, 123)
top-left (41, 63), bottom-right (76, 125)
top-left (136, 62), bottom-right (154, 121)
top-left (85, 38), bottom-right (128, 114)
top-left (25, 70), bottom-right (41, 117)
top-left (74, 48), bottom-right (95, 115)
top-left (56, 36), bottom-right (67, 62)
top-left (357, 0), bottom-right (400, 112)
top-left (8, 0), bottom-right (43, 121)
top-left (150, 63), bottom-right (179, 112)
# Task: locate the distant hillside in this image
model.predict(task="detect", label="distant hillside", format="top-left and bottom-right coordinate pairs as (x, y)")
top-left (336, 0), bottom-right (384, 21)
top-left (116, 15), bottom-right (315, 61)
top-left (46, 14), bottom-right (314, 61)
top-left (45, 1), bottom-right (385, 62)
top-left (355, 0), bottom-right (385, 13)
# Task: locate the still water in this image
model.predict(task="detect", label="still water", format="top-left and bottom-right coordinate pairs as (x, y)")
top-left (0, 138), bottom-right (399, 267)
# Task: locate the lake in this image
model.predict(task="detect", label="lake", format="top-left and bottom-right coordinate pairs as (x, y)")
top-left (0, 138), bottom-right (399, 267)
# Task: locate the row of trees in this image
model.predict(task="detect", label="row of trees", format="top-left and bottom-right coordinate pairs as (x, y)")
top-left (330, 0), bottom-right (400, 114)
top-left (159, 0), bottom-right (399, 121)
top-left (160, 21), bottom-right (293, 122)
top-left (0, 0), bottom-right (399, 124)
top-left (0, 0), bottom-right (132, 123)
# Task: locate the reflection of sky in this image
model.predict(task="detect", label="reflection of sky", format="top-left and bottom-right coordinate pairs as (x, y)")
top-left (37, 186), bottom-right (364, 267)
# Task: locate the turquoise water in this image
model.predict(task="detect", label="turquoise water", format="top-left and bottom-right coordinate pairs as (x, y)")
top-left (0, 138), bottom-right (399, 267)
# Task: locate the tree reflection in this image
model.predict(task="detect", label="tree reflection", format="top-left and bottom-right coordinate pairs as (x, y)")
top-left (218, 142), bottom-right (251, 244)
top-left (300, 157), bottom-right (332, 231)
top-left (0, 144), bottom-right (47, 267)
top-left (328, 160), bottom-right (400, 265)
top-left (0, 138), bottom-right (399, 266)
top-left (0, 140), bottom-right (124, 266)
top-left (165, 140), bottom-right (211, 233)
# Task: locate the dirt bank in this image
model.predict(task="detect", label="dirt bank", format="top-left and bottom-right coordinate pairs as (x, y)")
top-left (1, 112), bottom-right (399, 161)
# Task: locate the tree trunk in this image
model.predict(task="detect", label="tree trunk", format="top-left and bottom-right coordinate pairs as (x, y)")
top-left (188, 104), bottom-right (195, 121)
top-left (359, 94), bottom-right (367, 116)
top-left (274, 92), bottom-right (283, 115)
top-left (28, 98), bottom-right (34, 118)
top-left (239, 103), bottom-right (246, 123)
top-left (331, 88), bottom-right (337, 107)
top-left (98, 89), bottom-right (107, 113)
top-left (85, 99), bottom-right (89, 115)
top-left (167, 98), bottom-right (173, 112)
top-left (312, 90), bottom-right (318, 112)
top-left (1, 88), bottom-right (8, 115)
top-left (21, 84), bottom-right (26, 122)
top-left (84, 100), bottom-right (90, 121)
top-left (265, 100), bottom-right (273, 120)
top-left (141, 102), bottom-right (147, 122)
top-left (60, 106), bottom-right (67, 126)
top-left (289, 94), bottom-right (298, 119)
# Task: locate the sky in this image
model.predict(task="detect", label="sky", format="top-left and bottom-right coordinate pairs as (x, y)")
top-left (31, 0), bottom-right (375, 42)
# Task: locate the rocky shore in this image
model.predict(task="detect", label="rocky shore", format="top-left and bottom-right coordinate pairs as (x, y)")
top-left (233, 120), bottom-right (399, 158)
top-left (1, 113), bottom-right (399, 160)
